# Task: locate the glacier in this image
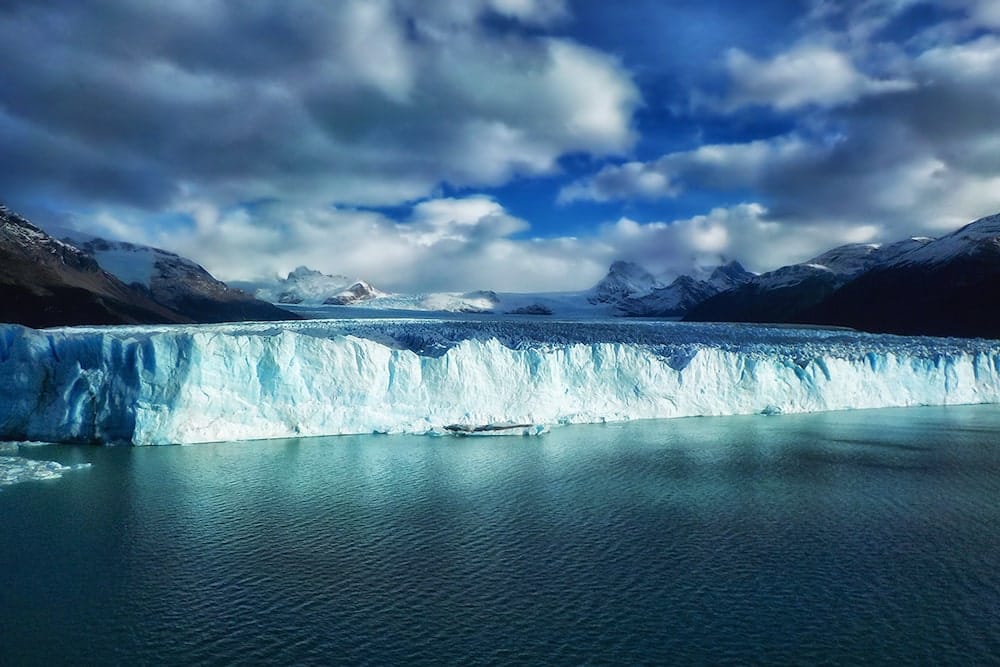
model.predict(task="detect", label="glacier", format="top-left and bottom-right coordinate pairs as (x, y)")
top-left (1, 319), bottom-right (999, 446)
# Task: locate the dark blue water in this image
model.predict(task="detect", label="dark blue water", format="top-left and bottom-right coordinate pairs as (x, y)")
top-left (3, 405), bottom-right (1000, 664)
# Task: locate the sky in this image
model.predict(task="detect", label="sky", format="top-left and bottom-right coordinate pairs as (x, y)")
top-left (2, 0), bottom-right (1000, 292)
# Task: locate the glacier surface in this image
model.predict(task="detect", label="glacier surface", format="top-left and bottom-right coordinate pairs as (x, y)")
top-left (1, 319), bottom-right (999, 445)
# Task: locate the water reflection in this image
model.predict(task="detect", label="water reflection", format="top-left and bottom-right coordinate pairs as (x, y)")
top-left (3, 404), bottom-right (1000, 665)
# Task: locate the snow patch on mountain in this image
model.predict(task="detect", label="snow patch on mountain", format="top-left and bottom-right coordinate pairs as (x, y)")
top-left (887, 213), bottom-right (1000, 267)
top-left (417, 290), bottom-right (499, 313)
top-left (706, 261), bottom-right (757, 292)
top-left (323, 280), bottom-right (385, 305)
top-left (1, 206), bottom-right (102, 272)
top-left (75, 239), bottom-right (200, 290)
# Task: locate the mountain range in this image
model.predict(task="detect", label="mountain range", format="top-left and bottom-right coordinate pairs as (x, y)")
top-left (0, 205), bottom-right (294, 327)
top-left (604, 259), bottom-right (756, 317)
top-left (255, 266), bottom-right (386, 306)
top-left (250, 257), bottom-right (754, 318)
top-left (686, 213), bottom-right (1000, 338)
top-left (4, 203), bottom-right (1000, 338)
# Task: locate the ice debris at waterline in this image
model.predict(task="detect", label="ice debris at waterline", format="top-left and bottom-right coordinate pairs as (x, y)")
top-left (1, 319), bottom-right (999, 446)
top-left (442, 423), bottom-right (550, 437)
top-left (0, 442), bottom-right (91, 488)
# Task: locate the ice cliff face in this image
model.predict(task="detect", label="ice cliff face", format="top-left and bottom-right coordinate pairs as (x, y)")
top-left (1, 320), bottom-right (999, 446)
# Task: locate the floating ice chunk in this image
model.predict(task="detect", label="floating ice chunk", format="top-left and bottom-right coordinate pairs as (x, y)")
top-left (0, 451), bottom-right (91, 488)
top-left (443, 423), bottom-right (550, 437)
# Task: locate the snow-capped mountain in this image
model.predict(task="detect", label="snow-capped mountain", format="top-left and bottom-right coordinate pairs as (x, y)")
top-left (254, 266), bottom-right (563, 315)
top-left (414, 290), bottom-right (499, 313)
top-left (621, 261), bottom-right (754, 317)
top-left (706, 260), bottom-right (757, 292)
top-left (322, 280), bottom-right (384, 305)
top-left (688, 212), bottom-right (1000, 338)
top-left (885, 214), bottom-right (1000, 267)
top-left (809, 213), bottom-right (1000, 337)
top-left (685, 238), bottom-right (939, 325)
top-left (0, 205), bottom-right (183, 327)
top-left (257, 260), bottom-right (754, 318)
top-left (587, 260), bottom-right (660, 304)
top-left (73, 238), bottom-right (295, 323)
top-left (256, 266), bottom-right (386, 305)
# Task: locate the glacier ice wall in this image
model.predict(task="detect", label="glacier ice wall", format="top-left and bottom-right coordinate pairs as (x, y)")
top-left (1, 320), bottom-right (999, 445)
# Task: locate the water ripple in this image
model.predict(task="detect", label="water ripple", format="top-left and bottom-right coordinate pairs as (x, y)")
top-left (2, 406), bottom-right (1000, 664)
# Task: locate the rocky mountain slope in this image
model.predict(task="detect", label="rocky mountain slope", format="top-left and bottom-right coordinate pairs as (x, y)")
top-left (620, 261), bottom-right (754, 317)
top-left (73, 238), bottom-right (294, 323)
top-left (687, 213), bottom-right (1000, 338)
top-left (0, 205), bottom-right (295, 327)
top-left (0, 206), bottom-right (185, 327)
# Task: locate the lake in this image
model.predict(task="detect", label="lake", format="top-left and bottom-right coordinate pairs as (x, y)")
top-left (3, 405), bottom-right (1000, 664)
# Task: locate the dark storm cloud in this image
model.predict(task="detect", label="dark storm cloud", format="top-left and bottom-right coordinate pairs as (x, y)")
top-left (6, 0), bottom-right (999, 290)
top-left (0, 0), bottom-right (638, 211)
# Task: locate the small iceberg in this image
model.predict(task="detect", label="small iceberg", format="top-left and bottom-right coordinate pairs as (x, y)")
top-left (443, 423), bottom-right (549, 437)
top-left (0, 444), bottom-right (91, 488)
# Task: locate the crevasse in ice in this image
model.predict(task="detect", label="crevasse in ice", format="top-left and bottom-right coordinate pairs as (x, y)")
top-left (1, 319), bottom-right (998, 445)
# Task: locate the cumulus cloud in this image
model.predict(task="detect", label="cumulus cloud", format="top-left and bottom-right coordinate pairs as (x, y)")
top-left (0, 1), bottom-right (638, 210)
top-left (562, 22), bottom-right (1000, 241)
top-left (73, 196), bottom-right (867, 293)
top-left (559, 136), bottom-right (813, 203)
top-left (721, 44), bottom-right (912, 111)
top-left (10, 0), bottom-right (1000, 293)
top-left (110, 196), bottom-right (600, 292)
top-left (595, 204), bottom-right (878, 276)
top-left (487, 0), bottom-right (568, 25)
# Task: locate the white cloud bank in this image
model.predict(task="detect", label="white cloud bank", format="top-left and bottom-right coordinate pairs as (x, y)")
top-left (721, 45), bottom-right (912, 111)
top-left (561, 27), bottom-right (1000, 245)
top-left (82, 197), bottom-right (866, 293)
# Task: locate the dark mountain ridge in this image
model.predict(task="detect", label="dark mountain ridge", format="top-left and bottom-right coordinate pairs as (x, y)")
top-left (0, 205), bottom-right (296, 328)
top-left (687, 213), bottom-right (1000, 339)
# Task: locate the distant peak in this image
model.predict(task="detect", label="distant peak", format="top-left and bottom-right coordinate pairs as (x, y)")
top-left (955, 212), bottom-right (1000, 237)
top-left (707, 260), bottom-right (755, 290)
top-left (710, 259), bottom-right (750, 275)
top-left (608, 259), bottom-right (648, 275)
top-left (605, 260), bottom-right (656, 284)
top-left (589, 260), bottom-right (657, 304)
top-left (288, 265), bottom-right (324, 280)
